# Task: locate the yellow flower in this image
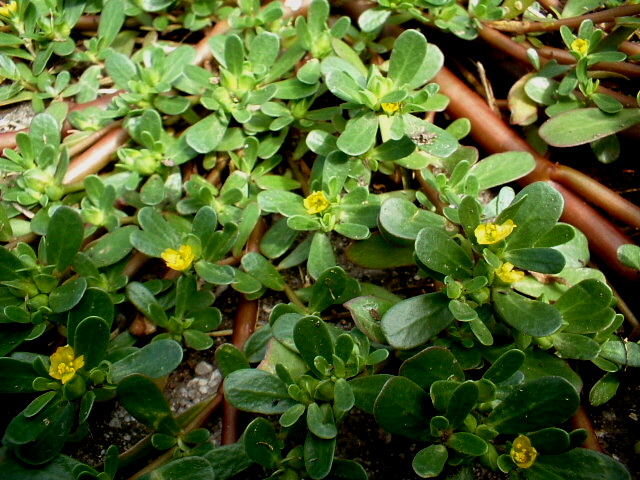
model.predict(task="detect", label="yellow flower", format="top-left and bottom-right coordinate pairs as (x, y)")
top-left (49, 345), bottom-right (85, 384)
top-left (0, 1), bottom-right (18, 18)
top-left (474, 220), bottom-right (516, 245)
top-left (495, 262), bottom-right (525, 283)
top-left (161, 244), bottom-right (195, 271)
top-left (304, 191), bottom-right (330, 215)
top-left (571, 38), bottom-right (589, 56)
top-left (380, 102), bottom-right (400, 114)
top-left (510, 435), bottom-right (538, 469)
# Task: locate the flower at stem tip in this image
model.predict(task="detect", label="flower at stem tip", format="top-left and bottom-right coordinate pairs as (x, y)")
top-left (49, 345), bottom-right (85, 384)
top-left (474, 219), bottom-right (516, 245)
top-left (571, 38), bottom-right (589, 56)
top-left (495, 262), bottom-right (525, 283)
top-left (0, 1), bottom-right (17, 18)
top-left (304, 191), bottom-right (331, 215)
top-left (161, 244), bottom-right (195, 271)
top-left (510, 434), bottom-right (538, 469)
top-left (380, 102), bottom-right (401, 115)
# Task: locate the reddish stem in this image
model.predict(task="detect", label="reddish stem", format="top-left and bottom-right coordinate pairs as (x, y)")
top-left (221, 219), bottom-right (267, 445)
top-left (478, 25), bottom-right (640, 81)
top-left (570, 405), bottom-right (603, 452)
top-left (434, 66), bottom-right (639, 280)
top-left (63, 127), bottom-right (129, 185)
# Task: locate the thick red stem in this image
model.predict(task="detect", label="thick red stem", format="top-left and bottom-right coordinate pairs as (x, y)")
top-left (221, 219), bottom-right (267, 445)
top-left (63, 127), bottom-right (129, 185)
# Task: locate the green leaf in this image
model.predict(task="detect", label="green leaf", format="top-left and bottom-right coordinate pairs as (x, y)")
top-left (74, 316), bottom-right (110, 370)
top-left (504, 248), bottom-right (566, 274)
top-left (599, 340), bottom-right (640, 367)
top-left (243, 417), bottom-right (282, 469)
top-left (337, 111), bottom-right (378, 156)
top-left (413, 444), bottom-right (448, 478)
top-left (117, 374), bottom-right (180, 435)
top-left (183, 329), bottom-right (214, 350)
top-left (470, 152), bottom-right (535, 190)
top-left (552, 333), bottom-right (601, 360)
top-left (415, 226), bottom-right (473, 278)
top-left (104, 50), bottom-right (137, 89)
top-left (215, 343), bottom-right (250, 377)
top-left (344, 295), bottom-right (396, 344)
top-left (539, 108), bottom-right (640, 147)
top-left (446, 432), bottom-right (488, 456)
top-left (109, 339), bottom-right (183, 383)
top-left (492, 289), bottom-right (563, 337)
top-left (304, 432), bottom-right (336, 480)
top-left (307, 402), bottom-right (337, 439)
top-left (483, 349), bottom-right (525, 384)
top-left (0, 358), bottom-right (37, 393)
top-left (617, 244), bottom-right (640, 269)
top-left (307, 232), bottom-right (336, 280)
top-left (446, 381), bottom-right (478, 428)
top-left (373, 376), bottom-right (431, 440)
top-left (241, 252), bottom-right (285, 291)
top-left (309, 266), bottom-right (359, 313)
top-left (98, 0), bottom-right (125, 48)
top-left (346, 233), bottom-right (415, 269)
top-left (185, 113), bottom-right (229, 154)
top-left (498, 182), bottom-right (564, 250)
top-left (382, 293), bottom-right (454, 349)
top-left (524, 448), bottom-right (630, 480)
top-left (195, 261), bottom-right (235, 285)
top-left (137, 457), bottom-right (214, 480)
top-left (348, 374), bottom-right (392, 415)
top-left (84, 225), bottom-right (137, 267)
top-left (68, 288), bottom-right (115, 344)
top-left (249, 32), bottom-right (280, 68)
top-left (49, 277), bottom-right (87, 313)
top-left (46, 206), bottom-right (84, 272)
top-left (399, 346), bottom-right (465, 390)
top-left (521, 349), bottom-right (582, 393)
top-left (0, 246), bottom-right (24, 281)
top-left (589, 373), bottom-right (620, 407)
top-left (294, 316), bottom-right (334, 375)
top-left (224, 368), bottom-right (296, 414)
top-left (379, 197), bottom-right (445, 247)
top-left (554, 279), bottom-right (615, 334)
top-left (389, 30), bottom-right (427, 88)
top-left (487, 376), bottom-right (579, 433)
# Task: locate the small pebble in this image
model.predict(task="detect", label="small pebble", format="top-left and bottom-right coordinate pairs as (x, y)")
top-left (195, 361), bottom-right (214, 377)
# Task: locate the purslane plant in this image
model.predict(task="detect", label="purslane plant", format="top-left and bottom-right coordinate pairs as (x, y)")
top-left (0, 1), bottom-right (639, 480)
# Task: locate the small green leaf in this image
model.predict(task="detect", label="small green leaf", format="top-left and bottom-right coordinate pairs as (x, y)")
top-left (336, 111), bottom-right (378, 156)
top-left (109, 339), bottom-right (183, 383)
top-left (215, 343), bottom-right (250, 377)
top-left (304, 432), bottom-right (336, 480)
top-left (373, 376), bottom-right (431, 440)
top-left (415, 226), bottom-right (473, 278)
top-left (49, 277), bottom-right (87, 313)
top-left (294, 316), bottom-right (334, 375)
top-left (46, 206), bottom-right (84, 272)
top-left (446, 432), bottom-right (488, 456)
top-left (413, 444), bottom-right (448, 478)
top-left (389, 30), bottom-right (427, 88)
top-left (589, 373), bottom-right (620, 407)
top-left (137, 457), bottom-right (214, 480)
top-left (224, 369), bottom-right (296, 414)
top-left (307, 402), bottom-right (337, 439)
top-left (241, 252), bottom-right (285, 291)
top-left (382, 293), bottom-right (454, 350)
top-left (117, 374), bottom-right (180, 435)
top-left (243, 417), bottom-right (282, 470)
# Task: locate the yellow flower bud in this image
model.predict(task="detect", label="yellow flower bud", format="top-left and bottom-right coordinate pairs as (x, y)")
top-left (380, 102), bottom-right (401, 115)
top-left (510, 435), bottom-right (538, 469)
top-left (49, 345), bottom-right (85, 385)
top-left (474, 220), bottom-right (516, 245)
top-left (161, 244), bottom-right (195, 271)
top-left (0, 1), bottom-right (18, 18)
top-left (303, 191), bottom-right (331, 215)
top-left (495, 262), bottom-right (525, 283)
top-left (571, 38), bottom-right (589, 56)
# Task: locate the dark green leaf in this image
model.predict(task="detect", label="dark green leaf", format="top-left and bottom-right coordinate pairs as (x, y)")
top-left (373, 376), bottom-right (431, 440)
top-left (224, 369), bottom-right (296, 414)
top-left (492, 289), bottom-right (563, 337)
top-left (46, 206), bottom-right (84, 272)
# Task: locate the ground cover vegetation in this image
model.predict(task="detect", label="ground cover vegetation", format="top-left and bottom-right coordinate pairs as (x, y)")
top-left (0, 0), bottom-right (639, 479)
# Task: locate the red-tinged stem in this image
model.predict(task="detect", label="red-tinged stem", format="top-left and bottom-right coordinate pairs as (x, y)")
top-left (434, 66), bottom-right (639, 280)
top-left (570, 405), bottom-right (603, 452)
top-left (478, 25), bottom-right (640, 80)
top-left (67, 120), bottom-right (123, 157)
top-left (221, 219), bottom-right (267, 446)
top-left (485, 4), bottom-right (640, 34)
top-left (193, 0), bottom-right (313, 66)
top-left (62, 127), bottom-right (129, 185)
top-left (0, 92), bottom-right (121, 152)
